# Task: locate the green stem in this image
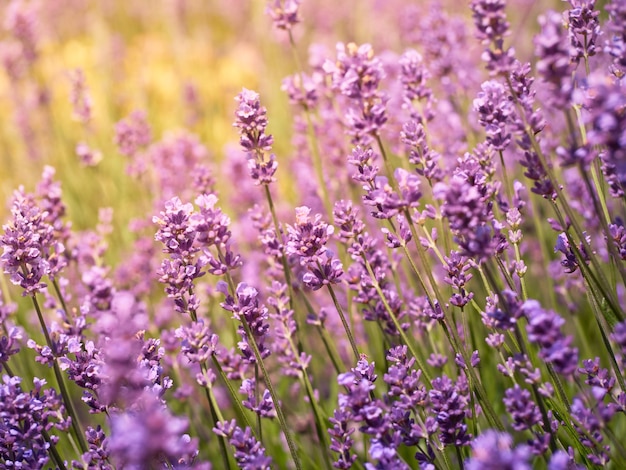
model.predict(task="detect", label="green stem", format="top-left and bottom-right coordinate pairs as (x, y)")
top-left (326, 281), bottom-right (360, 361)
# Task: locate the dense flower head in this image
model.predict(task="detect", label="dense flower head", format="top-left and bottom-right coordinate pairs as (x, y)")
top-left (286, 206), bottom-right (335, 263)
top-left (605, 0), bottom-right (626, 75)
top-left (108, 391), bottom-right (197, 469)
top-left (0, 375), bottom-right (70, 470)
top-left (234, 88), bottom-right (274, 153)
top-left (566, 0), bottom-right (600, 63)
top-left (429, 374), bottom-right (471, 446)
top-left (473, 80), bottom-right (512, 151)
top-left (114, 110), bottom-right (152, 158)
top-left (214, 420), bottom-right (272, 469)
top-left (265, 0), bottom-right (302, 31)
top-left (470, 0), bottom-right (510, 43)
top-left (466, 430), bottom-right (532, 470)
top-left (534, 11), bottom-right (574, 108)
top-left (523, 300), bottom-right (579, 376)
top-left (585, 76), bottom-right (626, 185)
top-left (1, 188), bottom-right (53, 295)
top-left (438, 176), bottom-right (497, 259)
top-left (220, 282), bottom-right (271, 363)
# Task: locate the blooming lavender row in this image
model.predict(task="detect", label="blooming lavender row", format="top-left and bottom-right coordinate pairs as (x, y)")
top-left (1, 0), bottom-right (626, 468)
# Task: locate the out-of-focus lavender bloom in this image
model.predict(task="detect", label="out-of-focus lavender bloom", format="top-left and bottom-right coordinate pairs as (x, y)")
top-left (399, 49), bottom-right (434, 121)
top-left (585, 77), bottom-right (626, 187)
top-left (535, 11), bottom-right (574, 109)
top-left (0, 326), bottom-right (22, 370)
top-left (114, 110), bottom-right (152, 158)
top-left (221, 282), bottom-right (271, 364)
top-left (240, 378), bottom-right (276, 418)
top-left (76, 142), bottom-right (103, 167)
top-left (523, 300), bottom-right (579, 376)
top-left (176, 320), bottom-right (219, 364)
top-left (282, 73), bottom-right (318, 109)
top-left (0, 375), bottom-right (70, 470)
top-left (266, 0), bottom-right (301, 31)
top-left (108, 391), bottom-right (197, 469)
top-left (503, 385), bottom-right (542, 431)
top-left (611, 321), bottom-right (626, 369)
top-left (474, 80), bottom-right (512, 151)
top-left (470, 0), bottom-right (515, 74)
top-left (214, 420), bottom-right (272, 469)
top-left (482, 289), bottom-right (522, 330)
top-left (565, 0), bottom-right (600, 65)
top-left (466, 430), bottom-right (532, 470)
top-left (4, 0), bottom-right (39, 65)
top-left (570, 397), bottom-right (612, 465)
top-left (429, 374), bottom-right (471, 446)
top-left (69, 68), bottom-right (92, 125)
top-left (605, 0), bottom-right (626, 77)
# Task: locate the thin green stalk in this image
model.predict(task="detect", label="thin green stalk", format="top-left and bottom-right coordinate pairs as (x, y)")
top-left (361, 255), bottom-right (433, 386)
top-left (325, 275), bottom-right (360, 362)
top-left (200, 370), bottom-right (234, 470)
top-left (211, 357), bottom-right (256, 433)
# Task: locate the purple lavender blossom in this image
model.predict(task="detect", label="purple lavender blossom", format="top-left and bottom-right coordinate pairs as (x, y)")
top-left (1, 189), bottom-right (52, 295)
top-left (233, 88), bottom-right (278, 184)
top-left (534, 11), bottom-right (574, 109)
top-left (605, 0), bottom-right (626, 76)
top-left (240, 378), bottom-right (276, 418)
top-left (429, 375), bottom-right (471, 446)
top-left (474, 80), bottom-right (513, 151)
top-left (438, 175), bottom-right (497, 260)
top-left (114, 110), bottom-right (152, 158)
top-left (470, 0), bottom-right (516, 74)
top-left (566, 0), bottom-right (600, 65)
top-left (523, 300), bottom-right (579, 376)
top-left (0, 376), bottom-right (70, 470)
top-left (214, 420), bottom-right (272, 469)
top-left (108, 391), bottom-right (198, 468)
top-left (221, 282), bottom-right (271, 364)
top-left (466, 430), bottom-right (532, 470)
top-left (503, 385), bottom-right (542, 431)
top-left (266, 0), bottom-right (301, 31)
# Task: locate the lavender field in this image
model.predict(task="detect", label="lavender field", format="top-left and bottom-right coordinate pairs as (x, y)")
top-left (1, 0), bottom-right (625, 468)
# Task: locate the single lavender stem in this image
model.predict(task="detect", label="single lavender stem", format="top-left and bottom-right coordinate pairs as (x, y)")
top-left (51, 278), bottom-right (71, 320)
top-left (31, 294), bottom-right (89, 455)
top-left (211, 357), bottom-right (256, 432)
top-left (223, 272), bottom-right (302, 470)
top-left (324, 274), bottom-right (360, 361)
top-left (360, 255), bottom-right (433, 386)
top-left (255, 364), bottom-right (263, 444)
top-left (287, 31), bottom-right (334, 218)
top-left (201, 370), bottom-right (234, 470)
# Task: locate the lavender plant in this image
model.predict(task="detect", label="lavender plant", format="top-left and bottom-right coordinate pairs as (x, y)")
top-left (1, 0), bottom-right (626, 468)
